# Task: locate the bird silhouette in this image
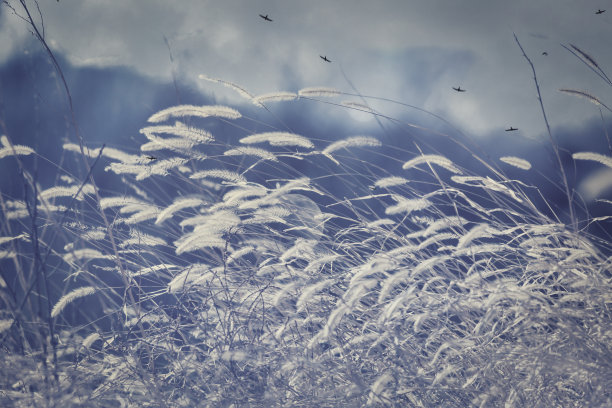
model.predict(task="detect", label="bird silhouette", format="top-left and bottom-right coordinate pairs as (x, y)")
top-left (542, 52), bottom-right (548, 56)
top-left (452, 86), bottom-right (466, 92)
top-left (505, 127), bottom-right (518, 132)
top-left (595, 9), bottom-right (605, 14)
top-left (259, 14), bottom-right (273, 21)
top-left (146, 156), bottom-right (157, 161)
top-left (320, 55), bottom-right (331, 63)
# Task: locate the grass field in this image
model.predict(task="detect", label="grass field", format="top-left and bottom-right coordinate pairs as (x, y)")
top-left (1, 2), bottom-right (611, 407)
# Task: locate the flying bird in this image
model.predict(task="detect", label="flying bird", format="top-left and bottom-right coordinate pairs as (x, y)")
top-left (259, 14), bottom-right (273, 21)
top-left (320, 55), bottom-right (331, 63)
top-left (542, 52), bottom-right (548, 56)
top-left (146, 156), bottom-right (157, 161)
top-left (452, 86), bottom-right (466, 92)
top-left (595, 9), bottom-right (605, 14)
top-left (505, 127), bottom-right (518, 132)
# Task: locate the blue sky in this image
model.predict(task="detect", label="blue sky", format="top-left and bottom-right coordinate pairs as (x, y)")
top-left (1, 0), bottom-right (611, 216)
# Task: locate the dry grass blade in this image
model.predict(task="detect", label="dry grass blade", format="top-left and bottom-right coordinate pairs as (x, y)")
top-left (565, 44), bottom-right (612, 85)
top-left (147, 105), bottom-right (241, 123)
top-left (198, 74), bottom-right (255, 100)
top-left (51, 287), bottom-right (96, 318)
top-left (240, 132), bottom-right (314, 149)
top-left (298, 86), bottom-right (342, 97)
top-left (402, 154), bottom-right (462, 174)
top-left (499, 156), bottom-right (532, 170)
top-left (0, 135), bottom-right (35, 159)
top-left (252, 92), bottom-right (297, 105)
top-left (572, 152), bottom-right (612, 169)
top-left (559, 89), bottom-right (612, 113)
top-left (570, 44), bottom-right (601, 71)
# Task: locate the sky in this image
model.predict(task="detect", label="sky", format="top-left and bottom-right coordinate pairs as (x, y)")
top-left (1, 0), bottom-right (612, 214)
top-left (2, 0), bottom-right (611, 136)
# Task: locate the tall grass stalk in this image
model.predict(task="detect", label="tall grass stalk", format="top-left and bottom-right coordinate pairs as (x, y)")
top-left (514, 33), bottom-right (576, 230)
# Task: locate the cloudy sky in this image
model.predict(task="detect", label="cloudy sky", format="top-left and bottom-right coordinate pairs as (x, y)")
top-left (2, 0), bottom-right (611, 138)
top-left (2, 0), bottom-right (612, 212)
